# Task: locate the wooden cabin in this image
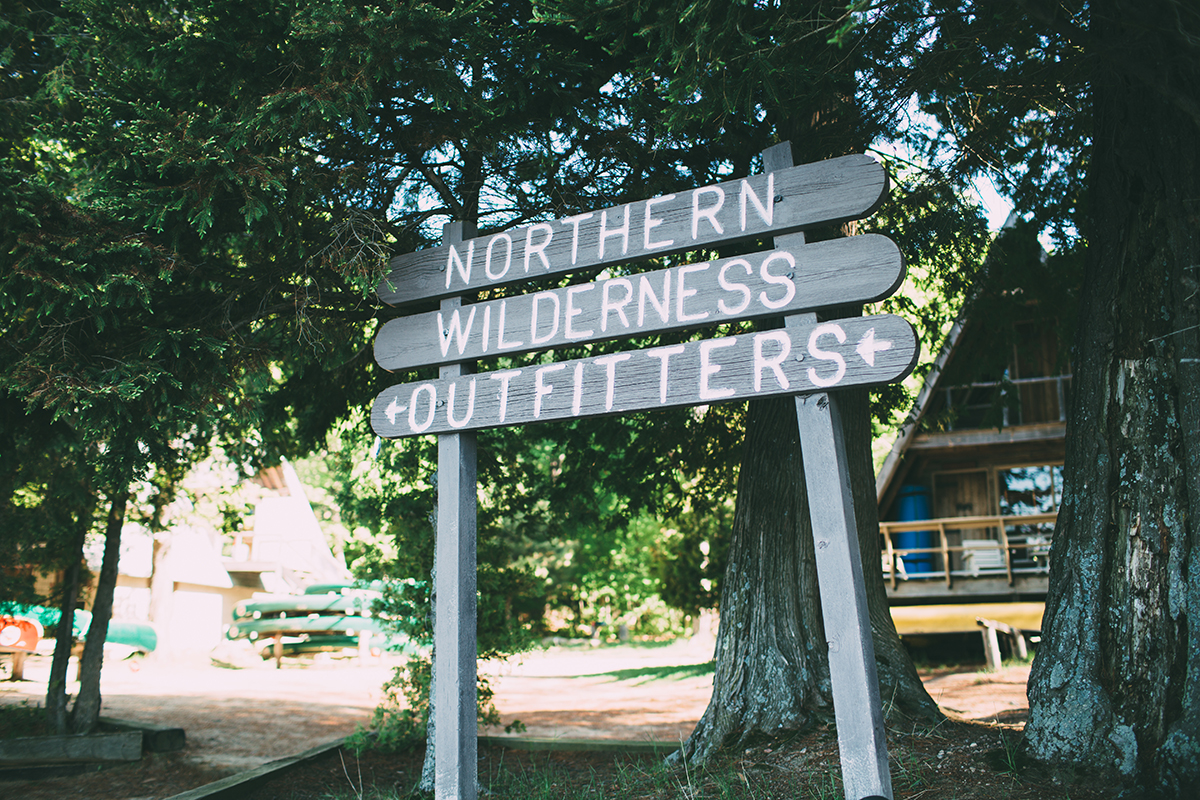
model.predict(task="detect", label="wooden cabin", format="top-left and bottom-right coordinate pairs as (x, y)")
top-left (876, 266), bottom-right (1071, 608)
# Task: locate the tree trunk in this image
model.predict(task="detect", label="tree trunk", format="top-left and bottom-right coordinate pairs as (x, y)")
top-left (839, 387), bottom-right (940, 723)
top-left (46, 529), bottom-right (86, 736)
top-left (1024, 2), bottom-right (1200, 795)
top-left (70, 490), bottom-right (127, 734)
top-left (678, 391), bottom-right (939, 764)
top-left (147, 533), bottom-right (172, 659)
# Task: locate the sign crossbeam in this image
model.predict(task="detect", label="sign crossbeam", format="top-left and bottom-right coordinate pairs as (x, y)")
top-left (375, 234), bottom-right (903, 372)
top-left (371, 314), bottom-right (915, 439)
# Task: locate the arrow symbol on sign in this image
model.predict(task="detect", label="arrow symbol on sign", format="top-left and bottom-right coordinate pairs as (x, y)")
top-left (385, 397), bottom-right (407, 425)
top-left (855, 327), bottom-right (893, 366)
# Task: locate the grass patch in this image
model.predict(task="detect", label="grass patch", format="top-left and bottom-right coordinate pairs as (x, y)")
top-left (0, 700), bottom-right (53, 740)
top-left (581, 661), bottom-right (715, 684)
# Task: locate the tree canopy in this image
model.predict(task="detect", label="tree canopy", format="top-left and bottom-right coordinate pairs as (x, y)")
top-left (5, 0), bottom-right (1198, 792)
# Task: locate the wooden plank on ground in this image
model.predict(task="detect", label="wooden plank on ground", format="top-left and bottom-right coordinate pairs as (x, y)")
top-left (0, 731), bottom-right (142, 765)
top-left (374, 234), bottom-right (904, 371)
top-left (99, 717), bottom-right (186, 753)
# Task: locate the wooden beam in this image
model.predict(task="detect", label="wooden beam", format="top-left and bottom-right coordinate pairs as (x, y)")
top-left (434, 221), bottom-right (479, 800)
top-left (371, 313), bottom-right (917, 438)
top-left (377, 154), bottom-right (889, 306)
top-left (768, 142), bottom-right (893, 800)
top-left (374, 235), bottom-right (904, 371)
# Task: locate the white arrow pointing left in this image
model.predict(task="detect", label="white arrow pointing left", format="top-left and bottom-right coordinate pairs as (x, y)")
top-left (855, 327), bottom-right (893, 366)
top-left (385, 397), bottom-right (406, 425)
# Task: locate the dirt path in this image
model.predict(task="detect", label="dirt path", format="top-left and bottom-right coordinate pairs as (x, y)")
top-left (1, 641), bottom-right (1031, 798)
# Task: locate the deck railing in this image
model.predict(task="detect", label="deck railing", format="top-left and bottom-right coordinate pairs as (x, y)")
top-left (879, 512), bottom-right (1057, 589)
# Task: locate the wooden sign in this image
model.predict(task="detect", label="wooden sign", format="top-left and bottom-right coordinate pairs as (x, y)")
top-left (376, 149), bottom-right (906, 800)
top-left (371, 314), bottom-right (916, 438)
top-left (377, 154), bottom-right (888, 306)
top-left (375, 234), bottom-right (903, 371)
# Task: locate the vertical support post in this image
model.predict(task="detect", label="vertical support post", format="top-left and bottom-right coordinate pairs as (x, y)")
top-left (982, 625), bottom-right (1003, 671)
top-left (435, 220), bottom-right (478, 800)
top-left (793, 385), bottom-right (894, 800)
top-left (763, 141), bottom-right (892, 800)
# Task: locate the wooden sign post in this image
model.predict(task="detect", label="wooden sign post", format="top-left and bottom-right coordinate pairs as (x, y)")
top-left (765, 142), bottom-right (892, 800)
top-left (372, 148), bottom-right (913, 800)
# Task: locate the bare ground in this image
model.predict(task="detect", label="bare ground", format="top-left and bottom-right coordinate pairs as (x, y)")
top-left (1, 638), bottom-right (1039, 799)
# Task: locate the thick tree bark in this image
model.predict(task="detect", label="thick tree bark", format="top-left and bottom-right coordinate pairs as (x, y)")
top-left (70, 490), bottom-right (128, 734)
top-left (678, 390), bottom-right (939, 765)
top-left (1024, 2), bottom-right (1200, 795)
top-left (46, 529), bottom-right (87, 736)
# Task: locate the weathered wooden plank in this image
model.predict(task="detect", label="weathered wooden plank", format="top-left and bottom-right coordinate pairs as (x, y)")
top-left (431, 222), bottom-right (479, 800)
top-left (766, 141), bottom-right (893, 800)
top-left (0, 731), bottom-right (142, 765)
top-left (374, 234), bottom-right (904, 371)
top-left (371, 314), bottom-right (918, 438)
top-left (99, 717), bottom-right (186, 753)
top-left (377, 154), bottom-right (889, 306)
top-left (794, 388), bottom-right (894, 800)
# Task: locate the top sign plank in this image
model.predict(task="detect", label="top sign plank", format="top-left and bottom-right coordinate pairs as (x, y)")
top-left (377, 154), bottom-right (888, 307)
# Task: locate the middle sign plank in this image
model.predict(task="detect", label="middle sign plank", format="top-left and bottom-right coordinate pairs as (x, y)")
top-left (374, 234), bottom-right (903, 372)
top-left (370, 314), bottom-right (917, 438)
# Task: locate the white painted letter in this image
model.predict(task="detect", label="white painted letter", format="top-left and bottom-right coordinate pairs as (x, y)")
top-left (480, 305), bottom-right (492, 353)
top-left (601, 278), bottom-right (633, 333)
top-left (565, 284), bottom-right (595, 339)
top-left (691, 186), bottom-right (725, 239)
top-left (529, 292), bottom-right (561, 346)
top-left (437, 306), bottom-right (477, 358)
top-left (675, 262), bottom-right (710, 323)
top-left (717, 259), bottom-right (753, 316)
top-left (490, 370), bottom-right (522, 423)
top-left (638, 271), bottom-right (671, 326)
top-left (571, 363), bottom-right (584, 416)
top-left (753, 331), bottom-right (791, 391)
top-left (409, 384), bottom-right (437, 433)
top-left (647, 344), bottom-right (686, 403)
top-left (445, 240), bottom-right (475, 289)
top-left (524, 223), bottom-right (553, 272)
top-left (594, 353), bottom-right (632, 411)
top-left (699, 338), bottom-right (738, 400)
top-left (497, 300), bottom-right (525, 350)
top-left (447, 379), bottom-right (477, 428)
top-left (643, 194), bottom-right (676, 250)
top-left (562, 212), bottom-right (594, 265)
top-left (807, 323), bottom-right (847, 388)
top-left (758, 251), bottom-right (796, 310)
top-left (484, 233), bottom-right (513, 280)
top-left (740, 173), bottom-right (774, 231)
top-left (534, 364), bottom-right (566, 418)
top-left (598, 205), bottom-right (630, 259)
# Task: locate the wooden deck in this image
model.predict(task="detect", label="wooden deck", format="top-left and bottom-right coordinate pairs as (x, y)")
top-left (880, 512), bottom-right (1055, 605)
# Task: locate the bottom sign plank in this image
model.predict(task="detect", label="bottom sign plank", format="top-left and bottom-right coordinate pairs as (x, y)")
top-left (370, 314), bottom-right (918, 438)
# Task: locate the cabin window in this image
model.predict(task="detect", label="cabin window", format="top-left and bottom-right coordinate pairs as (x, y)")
top-left (998, 465), bottom-right (1062, 516)
top-left (998, 464), bottom-right (1062, 556)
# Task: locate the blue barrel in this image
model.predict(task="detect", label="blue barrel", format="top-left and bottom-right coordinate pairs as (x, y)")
top-left (895, 485), bottom-right (934, 573)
